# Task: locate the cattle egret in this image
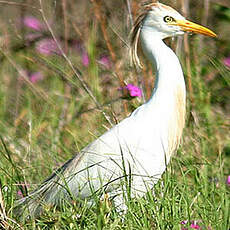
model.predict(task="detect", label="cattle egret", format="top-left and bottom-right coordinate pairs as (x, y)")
top-left (15, 2), bottom-right (216, 218)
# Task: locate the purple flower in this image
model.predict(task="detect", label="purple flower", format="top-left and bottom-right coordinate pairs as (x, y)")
top-left (23, 16), bottom-right (44, 31)
top-left (36, 38), bottom-right (61, 56)
top-left (227, 175), bottom-right (230, 186)
top-left (98, 55), bottom-right (111, 69)
top-left (29, 72), bottom-right (44, 83)
top-left (125, 84), bottom-right (142, 98)
top-left (223, 57), bottom-right (230, 68)
top-left (82, 51), bottom-right (90, 67)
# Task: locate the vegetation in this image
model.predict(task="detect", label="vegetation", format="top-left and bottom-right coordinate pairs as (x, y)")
top-left (0, 0), bottom-right (229, 229)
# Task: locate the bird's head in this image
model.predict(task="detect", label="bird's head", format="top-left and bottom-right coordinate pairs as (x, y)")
top-left (131, 2), bottom-right (216, 68)
top-left (142, 2), bottom-right (216, 39)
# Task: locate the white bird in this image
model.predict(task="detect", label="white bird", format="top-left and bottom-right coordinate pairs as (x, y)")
top-left (15, 2), bottom-right (216, 218)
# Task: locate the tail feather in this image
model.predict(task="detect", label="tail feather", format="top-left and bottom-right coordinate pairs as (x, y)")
top-left (14, 155), bottom-right (79, 219)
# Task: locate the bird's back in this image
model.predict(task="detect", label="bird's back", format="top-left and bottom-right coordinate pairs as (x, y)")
top-left (54, 102), bottom-right (170, 196)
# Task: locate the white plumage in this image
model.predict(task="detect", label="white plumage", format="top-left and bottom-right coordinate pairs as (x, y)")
top-left (15, 2), bottom-right (216, 218)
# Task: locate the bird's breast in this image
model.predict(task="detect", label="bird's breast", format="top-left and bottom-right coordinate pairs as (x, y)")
top-left (166, 84), bottom-right (186, 158)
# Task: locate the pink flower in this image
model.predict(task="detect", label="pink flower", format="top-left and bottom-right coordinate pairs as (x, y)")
top-left (19, 70), bottom-right (44, 83)
top-left (223, 57), bottom-right (230, 68)
top-left (227, 175), bottom-right (230, 186)
top-left (181, 220), bottom-right (201, 230)
top-left (98, 55), bottom-right (111, 69)
top-left (29, 72), bottom-right (44, 83)
top-left (190, 222), bottom-right (201, 229)
top-left (73, 41), bottom-right (90, 67)
top-left (17, 190), bottom-right (23, 198)
top-left (82, 51), bottom-right (90, 67)
top-left (125, 84), bottom-right (142, 98)
top-left (23, 16), bottom-right (44, 31)
top-left (16, 183), bottom-right (29, 198)
top-left (181, 220), bottom-right (188, 225)
top-left (36, 38), bottom-right (61, 56)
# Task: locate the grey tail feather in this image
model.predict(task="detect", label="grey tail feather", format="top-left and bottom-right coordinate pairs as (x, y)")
top-left (14, 155), bottom-right (79, 219)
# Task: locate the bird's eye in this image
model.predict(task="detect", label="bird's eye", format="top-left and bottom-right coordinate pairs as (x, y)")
top-left (163, 16), bottom-right (175, 23)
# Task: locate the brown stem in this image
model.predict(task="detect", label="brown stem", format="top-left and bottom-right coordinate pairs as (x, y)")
top-left (39, 0), bottom-right (113, 126)
top-left (209, 0), bottom-right (230, 8)
top-left (62, 0), bottom-right (69, 54)
top-left (91, 0), bottom-right (128, 113)
top-left (181, 0), bottom-right (194, 106)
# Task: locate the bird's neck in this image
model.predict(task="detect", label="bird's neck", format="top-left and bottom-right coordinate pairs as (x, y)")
top-left (140, 29), bottom-right (185, 102)
top-left (140, 28), bottom-right (186, 157)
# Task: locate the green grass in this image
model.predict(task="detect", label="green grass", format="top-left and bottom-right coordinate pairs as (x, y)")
top-left (0, 50), bottom-right (229, 229)
top-left (0, 1), bottom-right (230, 229)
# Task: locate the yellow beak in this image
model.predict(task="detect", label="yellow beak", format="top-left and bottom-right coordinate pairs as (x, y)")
top-left (175, 19), bottom-right (217, 37)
